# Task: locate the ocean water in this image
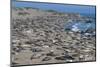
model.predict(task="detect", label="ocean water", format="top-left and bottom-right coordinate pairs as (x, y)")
top-left (12, 1), bottom-right (96, 17)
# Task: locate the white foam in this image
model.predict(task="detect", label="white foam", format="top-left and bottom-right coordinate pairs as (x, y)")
top-left (72, 24), bottom-right (80, 32)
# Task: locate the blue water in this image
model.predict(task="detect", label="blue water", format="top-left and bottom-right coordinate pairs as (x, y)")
top-left (12, 1), bottom-right (96, 18)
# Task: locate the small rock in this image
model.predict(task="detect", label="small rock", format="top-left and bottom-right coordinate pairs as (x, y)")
top-left (46, 52), bottom-right (57, 56)
top-left (12, 62), bottom-right (18, 65)
top-left (42, 57), bottom-right (51, 61)
top-left (30, 54), bottom-right (44, 60)
top-left (62, 46), bottom-right (68, 49)
top-left (55, 55), bottom-right (74, 60)
top-left (30, 48), bottom-right (42, 52)
top-left (42, 45), bottom-right (49, 48)
top-left (25, 41), bottom-right (33, 44)
top-left (12, 46), bottom-right (23, 53)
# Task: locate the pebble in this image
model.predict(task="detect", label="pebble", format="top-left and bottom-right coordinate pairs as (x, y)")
top-left (55, 55), bottom-right (74, 60)
top-left (46, 52), bottom-right (57, 56)
top-left (42, 57), bottom-right (51, 61)
top-left (30, 54), bottom-right (44, 60)
top-left (42, 45), bottom-right (49, 48)
top-left (30, 48), bottom-right (43, 52)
